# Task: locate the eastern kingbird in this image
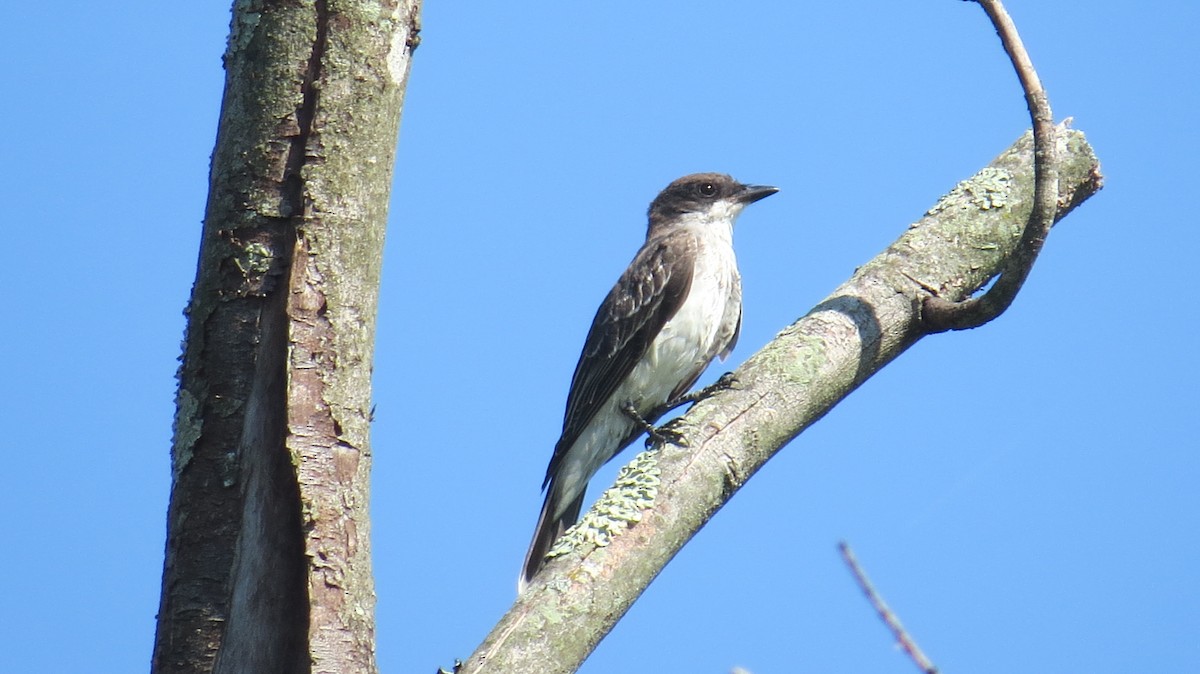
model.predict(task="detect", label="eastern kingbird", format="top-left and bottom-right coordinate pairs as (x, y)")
top-left (521, 173), bottom-right (777, 590)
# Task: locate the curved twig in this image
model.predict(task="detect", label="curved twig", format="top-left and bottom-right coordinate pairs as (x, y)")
top-left (921, 0), bottom-right (1059, 332)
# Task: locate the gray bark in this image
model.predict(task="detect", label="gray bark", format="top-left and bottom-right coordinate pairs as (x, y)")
top-left (152, 1), bottom-right (421, 672)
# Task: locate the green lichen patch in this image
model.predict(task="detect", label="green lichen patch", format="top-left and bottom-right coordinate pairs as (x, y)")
top-left (547, 449), bottom-right (662, 558)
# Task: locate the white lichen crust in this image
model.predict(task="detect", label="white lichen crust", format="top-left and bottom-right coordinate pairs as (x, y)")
top-left (926, 166), bottom-right (1014, 216)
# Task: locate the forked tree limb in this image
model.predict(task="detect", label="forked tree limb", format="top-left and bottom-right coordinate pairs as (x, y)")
top-left (457, 125), bottom-right (1102, 674)
top-left (850, 1), bottom-right (1062, 668)
top-left (456, 2), bottom-right (1102, 671)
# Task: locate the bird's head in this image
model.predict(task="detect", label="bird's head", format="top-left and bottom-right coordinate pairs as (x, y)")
top-left (647, 173), bottom-right (778, 237)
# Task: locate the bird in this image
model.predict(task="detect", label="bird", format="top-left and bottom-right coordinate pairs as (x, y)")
top-left (520, 173), bottom-right (777, 591)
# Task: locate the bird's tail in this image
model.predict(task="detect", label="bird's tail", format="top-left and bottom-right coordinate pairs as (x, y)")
top-left (519, 484), bottom-right (585, 594)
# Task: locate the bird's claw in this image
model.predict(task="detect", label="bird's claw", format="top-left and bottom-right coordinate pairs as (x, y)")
top-left (644, 422), bottom-right (688, 449)
top-left (622, 402), bottom-right (688, 448)
top-left (703, 371), bottom-right (740, 397)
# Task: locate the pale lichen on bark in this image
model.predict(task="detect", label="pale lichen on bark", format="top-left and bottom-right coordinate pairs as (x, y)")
top-left (547, 450), bottom-right (662, 558)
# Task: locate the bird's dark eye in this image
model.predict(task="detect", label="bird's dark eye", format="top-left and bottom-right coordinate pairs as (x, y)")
top-left (697, 182), bottom-right (718, 197)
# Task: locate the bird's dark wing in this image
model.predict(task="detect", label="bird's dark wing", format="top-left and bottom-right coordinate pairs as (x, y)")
top-left (542, 230), bottom-right (697, 488)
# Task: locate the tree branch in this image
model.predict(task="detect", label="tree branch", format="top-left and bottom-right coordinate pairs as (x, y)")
top-left (840, 542), bottom-right (938, 674)
top-left (458, 126), bottom-right (1102, 673)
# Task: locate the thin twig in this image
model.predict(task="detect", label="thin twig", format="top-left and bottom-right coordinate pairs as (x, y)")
top-left (921, 0), bottom-right (1059, 332)
top-left (839, 542), bottom-right (939, 674)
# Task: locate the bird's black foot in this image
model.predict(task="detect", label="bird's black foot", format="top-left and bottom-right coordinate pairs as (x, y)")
top-left (621, 402), bottom-right (686, 447)
top-left (694, 371), bottom-right (741, 400)
top-left (644, 421), bottom-right (688, 449)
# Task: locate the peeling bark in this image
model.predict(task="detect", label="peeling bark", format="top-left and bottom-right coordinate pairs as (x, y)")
top-left (152, 1), bottom-right (421, 672)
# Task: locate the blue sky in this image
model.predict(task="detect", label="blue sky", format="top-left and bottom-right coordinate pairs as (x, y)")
top-left (2, 2), bottom-right (1196, 672)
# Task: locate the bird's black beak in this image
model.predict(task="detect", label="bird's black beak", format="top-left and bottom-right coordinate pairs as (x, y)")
top-left (737, 184), bottom-right (779, 204)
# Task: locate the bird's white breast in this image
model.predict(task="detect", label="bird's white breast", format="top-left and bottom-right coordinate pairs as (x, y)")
top-left (552, 224), bottom-right (741, 507)
top-left (630, 225), bottom-right (740, 410)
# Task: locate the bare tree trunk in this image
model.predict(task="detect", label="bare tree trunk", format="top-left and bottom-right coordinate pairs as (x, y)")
top-left (152, 1), bottom-right (421, 672)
